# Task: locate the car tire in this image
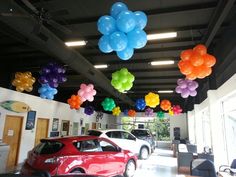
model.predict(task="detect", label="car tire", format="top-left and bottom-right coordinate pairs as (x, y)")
top-left (140, 146), bottom-right (149, 160)
top-left (124, 159), bottom-right (136, 177)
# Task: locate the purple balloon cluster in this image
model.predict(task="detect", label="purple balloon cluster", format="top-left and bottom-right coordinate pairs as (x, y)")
top-left (145, 108), bottom-right (154, 117)
top-left (175, 79), bottom-right (199, 98)
top-left (38, 63), bottom-right (67, 88)
top-left (84, 106), bottom-right (94, 116)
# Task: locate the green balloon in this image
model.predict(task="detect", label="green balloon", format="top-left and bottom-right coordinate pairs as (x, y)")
top-left (157, 111), bottom-right (165, 119)
top-left (101, 97), bottom-right (116, 111)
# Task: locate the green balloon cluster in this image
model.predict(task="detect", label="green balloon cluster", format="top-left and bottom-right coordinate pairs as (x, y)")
top-left (157, 111), bottom-right (165, 119)
top-left (101, 97), bottom-right (116, 111)
top-left (111, 68), bottom-right (135, 93)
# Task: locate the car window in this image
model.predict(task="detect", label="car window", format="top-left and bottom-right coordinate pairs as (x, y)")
top-left (87, 130), bottom-right (102, 136)
top-left (106, 131), bottom-right (122, 138)
top-left (99, 140), bottom-right (119, 152)
top-left (131, 130), bottom-right (149, 136)
top-left (122, 132), bottom-right (136, 140)
top-left (34, 140), bottom-right (64, 154)
top-left (74, 140), bottom-right (101, 152)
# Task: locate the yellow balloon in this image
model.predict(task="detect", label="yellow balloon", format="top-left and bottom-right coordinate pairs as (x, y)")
top-left (145, 92), bottom-right (160, 108)
top-left (112, 106), bottom-right (121, 116)
top-left (169, 108), bottom-right (174, 116)
top-left (12, 71), bottom-right (36, 92)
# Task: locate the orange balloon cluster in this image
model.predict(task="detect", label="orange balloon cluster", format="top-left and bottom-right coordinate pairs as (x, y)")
top-left (67, 95), bottom-right (82, 110)
top-left (178, 44), bottom-right (216, 80)
top-left (128, 109), bottom-right (136, 117)
top-left (160, 100), bottom-right (171, 111)
top-left (12, 72), bottom-right (36, 92)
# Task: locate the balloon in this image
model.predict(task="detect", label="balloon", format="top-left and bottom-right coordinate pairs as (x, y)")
top-left (145, 92), bottom-right (160, 108)
top-left (157, 111), bottom-right (165, 119)
top-left (135, 98), bottom-right (146, 111)
top-left (67, 94), bottom-right (82, 110)
top-left (97, 15), bottom-right (116, 35)
top-left (172, 105), bottom-right (183, 115)
top-left (180, 49), bottom-right (193, 61)
top-left (84, 106), bottom-right (94, 115)
top-left (101, 97), bottom-right (116, 111)
top-left (189, 90), bottom-right (197, 97)
top-left (175, 79), bottom-right (198, 98)
top-left (109, 31), bottom-right (128, 51)
top-left (181, 89), bottom-right (190, 98)
top-left (12, 72), bottom-right (36, 93)
top-left (117, 46), bottom-right (134, 60)
top-left (193, 44), bottom-right (207, 55)
top-left (98, 35), bottom-right (113, 53)
top-left (78, 83), bottom-right (96, 102)
top-left (110, 2), bottom-right (128, 19)
top-left (128, 109), bottom-right (136, 117)
top-left (175, 86), bottom-right (182, 94)
top-left (116, 10), bottom-right (136, 33)
top-left (145, 108), bottom-right (154, 117)
top-left (112, 106), bottom-right (121, 116)
top-left (160, 100), bottom-right (171, 111)
top-left (134, 11), bottom-right (147, 30)
top-left (169, 108), bottom-right (174, 116)
top-left (38, 84), bottom-right (58, 100)
top-left (202, 54), bottom-right (216, 67)
top-left (178, 60), bottom-right (193, 75)
top-left (123, 109), bottom-right (129, 116)
top-left (127, 28), bottom-right (147, 49)
top-left (111, 68), bottom-right (135, 93)
top-left (190, 52), bottom-right (204, 66)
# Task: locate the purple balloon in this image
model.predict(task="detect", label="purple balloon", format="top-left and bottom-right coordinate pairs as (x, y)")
top-left (180, 80), bottom-right (188, 89)
top-left (175, 86), bottom-right (182, 93)
top-left (190, 90), bottom-right (197, 97)
top-left (177, 79), bottom-right (184, 85)
top-left (181, 89), bottom-right (190, 98)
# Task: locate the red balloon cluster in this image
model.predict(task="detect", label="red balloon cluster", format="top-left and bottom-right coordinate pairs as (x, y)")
top-left (67, 95), bottom-right (82, 110)
top-left (160, 100), bottom-right (171, 111)
top-left (128, 109), bottom-right (136, 117)
top-left (178, 44), bottom-right (216, 80)
top-left (172, 105), bottom-right (183, 115)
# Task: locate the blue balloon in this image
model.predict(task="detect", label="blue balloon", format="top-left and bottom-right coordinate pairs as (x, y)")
top-left (98, 35), bottom-right (113, 53)
top-left (134, 11), bottom-right (147, 30)
top-left (116, 10), bottom-right (136, 33)
top-left (117, 46), bottom-right (134, 60)
top-left (109, 31), bottom-right (128, 51)
top-left (38, 84), bottom-right (57, 100)
top-left (123, 109), bottom-right (129, 116)
top-left (135, 98), bottom-right (146, 111)
top-left (110, 2), bottom-right (128, 19)
top-left (127, 28), bottom-right (147, 49)
top-left (97, 15), bottom-right (116, 35)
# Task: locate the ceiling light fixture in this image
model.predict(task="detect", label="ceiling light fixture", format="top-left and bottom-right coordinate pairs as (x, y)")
top-left (65, 40), bottom-right (87, 47)
top-left (158, 90), bottom-right (174, 93)
top-left (150, 60), bottom-right (175, 65)
top-left (147, 32), bottom-right (177, 40)
top-left (94, 64), bottom-right (108, 69)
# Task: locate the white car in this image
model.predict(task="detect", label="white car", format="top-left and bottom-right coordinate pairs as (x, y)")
top-left (87, 129), bottom-right (151, 159)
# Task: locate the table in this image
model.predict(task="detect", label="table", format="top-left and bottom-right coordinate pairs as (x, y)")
top-left (218, 171), bottom-right (235, 177)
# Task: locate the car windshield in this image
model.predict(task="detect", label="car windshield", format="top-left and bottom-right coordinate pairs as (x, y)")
top-left (131, 130), bottom-right (149, 136)
top-left (87, 130), bottom-right (102, 136)
top-left (34, 140), bottom-right (64, 154)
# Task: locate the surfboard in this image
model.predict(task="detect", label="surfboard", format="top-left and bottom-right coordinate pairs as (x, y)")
top-left (0, 100), bottom-right (31, 113)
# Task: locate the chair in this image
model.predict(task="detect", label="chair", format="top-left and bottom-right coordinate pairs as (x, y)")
top-left (191, 159), bottom-right (217, 177)
top-left (177, 152), bottom-right (194, 174)
top-left (198, 153), bottom-right (214, 162)
top-left (187, 144), bottom-right (197, 153)
top-left (219, 159), bottom-right (236, 175)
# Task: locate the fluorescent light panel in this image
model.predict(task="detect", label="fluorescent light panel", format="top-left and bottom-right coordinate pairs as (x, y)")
top-left (147, 32), bottom-right (177, 40)
top-left (150, 60), bottom-right (175, 65)
top-left (65, 40), bottom-right (86, 47)
top-left (94, 64), bottom-right (108, 69)
top-left (158, 90), bottom-right (174, 93)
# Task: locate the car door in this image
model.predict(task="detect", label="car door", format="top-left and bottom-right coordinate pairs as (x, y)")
top-left (121, 131), bottom-right (140, 154)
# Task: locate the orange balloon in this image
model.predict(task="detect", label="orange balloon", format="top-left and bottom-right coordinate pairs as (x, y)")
top-left (191, 66), bottom-right (201, 77)
top-left (128, 109), bottom-right (136, 117)
top-left (186, 73), bottom-right (197, 80)
top-left (190, 52), bottom-right (204, 66)
top-left (202, 54), bottom-right (216, 67)
top-left (160, 100), bottom-right (171, 111)
top-left (178, 60), bottom-right (193, 75)
top-left (67, 95), bottom-right (82, 110)
top-left (197, 65), bottom-right (209, 79)
top-left (205, 67), bottom-right (212, 76)
top-left (193, 44), bottom-right (207, 55)
top-left (180, 49), bottom-right (193, 61)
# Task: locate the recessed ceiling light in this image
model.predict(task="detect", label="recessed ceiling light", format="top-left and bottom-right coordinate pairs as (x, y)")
top-left (150, 60), bottom-right (175, 65)
top-left (158, 90), bottom-right (174, 93)
top-left (147, 32), bottom-right (177, 40)
top-left (65, 40), bottom-right (87, 47)
top-left (94, 64), bottom-right (108, 69)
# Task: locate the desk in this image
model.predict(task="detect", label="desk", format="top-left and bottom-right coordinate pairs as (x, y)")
top-left (218, 171), bottom-right (235, 177)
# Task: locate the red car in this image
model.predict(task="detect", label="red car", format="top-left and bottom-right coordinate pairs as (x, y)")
top-left (20, 136), bottom-right (137, 177)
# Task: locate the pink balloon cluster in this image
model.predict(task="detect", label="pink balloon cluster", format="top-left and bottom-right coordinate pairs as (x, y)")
top-left (175, 79), bottom-right (199, 98)
top-left (78, 84), bottom-right (97, 102)
top-left (172, 105), bottom-right (183, 115)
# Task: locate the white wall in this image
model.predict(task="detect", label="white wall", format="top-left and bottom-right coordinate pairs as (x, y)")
top-left (0, 87), bottom-right (115, 163)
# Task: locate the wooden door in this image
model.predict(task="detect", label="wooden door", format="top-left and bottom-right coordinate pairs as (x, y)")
top-left (3, 115), bottom-right (23, 169)
top-left (35, 118), bottom-right (49, 146)
top-left (92, 122), bottom-right (96, 129)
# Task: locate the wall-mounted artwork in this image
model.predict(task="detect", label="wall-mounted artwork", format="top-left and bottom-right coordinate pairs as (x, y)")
top-left (80, 118), bottom-right (83, 126)
top-left (50, 131), bottom-right (59, 137)
top-left (25, 110), bottom-right (36, 130)
top-left (52, 118), bottom-right (59, 131)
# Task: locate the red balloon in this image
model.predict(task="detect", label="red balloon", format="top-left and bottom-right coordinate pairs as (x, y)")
top-left (180, 49), bottom-right (193, 61)
top-left (193, 44), bottom-right (207, 55)
top-left (128, 109), bottom-right (136, 117)
top-left (202, 54), bottom-right (216, 67)
top-left (190, 52), bottom-right (204, 66)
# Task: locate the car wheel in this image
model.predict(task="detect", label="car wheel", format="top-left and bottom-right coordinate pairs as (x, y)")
top-left (140, 146), bottom-right (149, 160)
top-left (124, 159), bottom-right (136, 177)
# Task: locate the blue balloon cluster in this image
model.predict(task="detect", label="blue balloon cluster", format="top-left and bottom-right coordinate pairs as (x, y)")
top-left (97, 2), bottom-right (148, 60)
top-left (123, 109), bottom-right (129, 116)
top-left (135, 98), bottom-right (146, 111)
top-left (84, 106), bottom-right (94, 115)
top-left (38, 84), bottom-right (58, 100)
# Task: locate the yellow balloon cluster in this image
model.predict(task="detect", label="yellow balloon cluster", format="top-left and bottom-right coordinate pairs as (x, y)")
top-left (145, 92), bottom-right (160, 108)
top-left (12, 72), bottom-right (36, 92)
top-left (112, 106), bottom-right (121, 116)
top-left (169, 107), bottom-right (174, 116)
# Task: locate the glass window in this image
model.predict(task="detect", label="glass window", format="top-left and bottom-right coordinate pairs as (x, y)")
top-left (106, 131), bottom-right (122, 139)
top-left (74, 140), bottom-right (101, 152)
top-left (202, 108), bottom-right (212, 149)
top-left (121, 132), bottom-right (136, 140)
top-left (34, 140), bottom-right (64, 154)
top-left (99, 140), bottom-right (118, 152)
top-left (87, 130), bottom-right (102, 136)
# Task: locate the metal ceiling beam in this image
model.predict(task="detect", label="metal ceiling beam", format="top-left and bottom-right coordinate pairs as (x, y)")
top-left (202, 0), bottom-right (235, 47)
top-left (0, 0), bottom-right (134, 106)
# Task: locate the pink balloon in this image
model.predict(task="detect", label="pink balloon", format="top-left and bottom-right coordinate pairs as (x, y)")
top-left (77, 83), bottom-right (97, 102)
top-left (80, 83), bottom-right (87, 89)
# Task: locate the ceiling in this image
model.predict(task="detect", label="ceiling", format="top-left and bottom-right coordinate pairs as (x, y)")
top-left (0, 0), bottom-right (236, 113)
